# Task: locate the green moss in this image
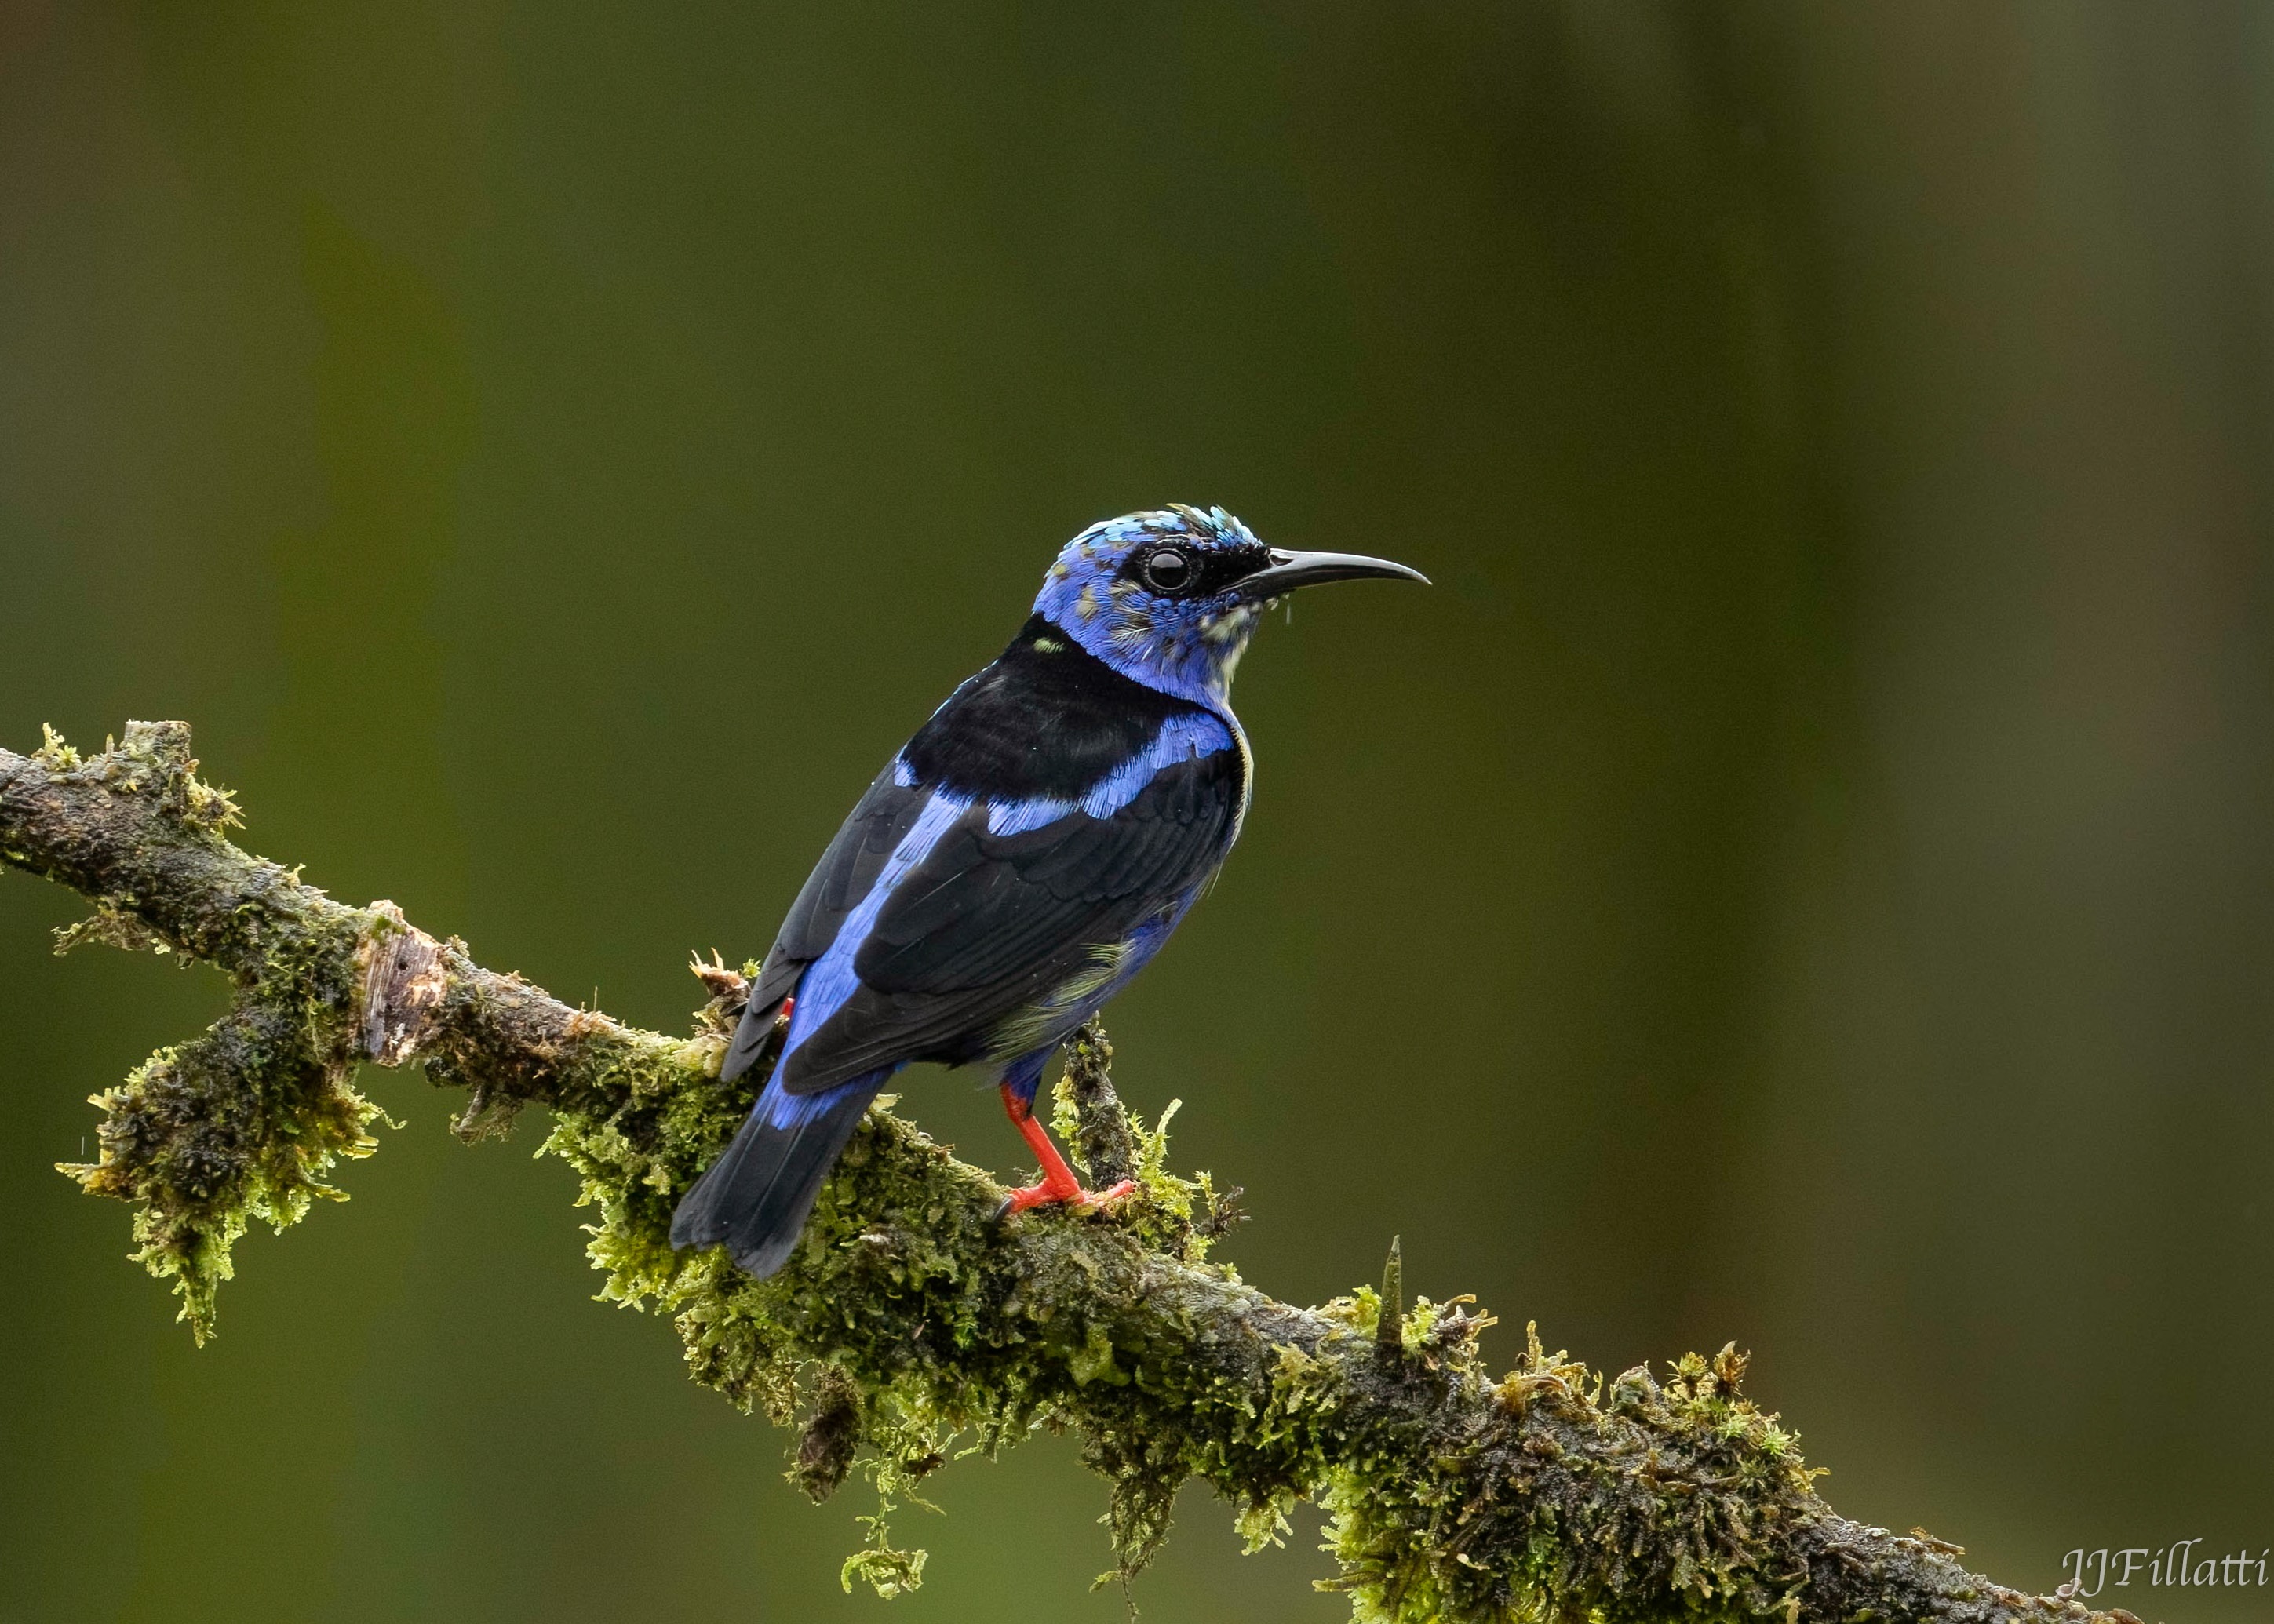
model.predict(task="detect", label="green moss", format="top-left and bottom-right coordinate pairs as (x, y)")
top-left (526, 994), bottom-right (1346, 1594)
top-left (58, 921), bottom-right (384, 1343)
top-left (38, 724), bottom-right (384, 1341)
top-left (1314, 1324), bottom-right (1824, 1624)
top-left (1048, 1027), bottom-right (1244, 1267)
top-left (35, 723), bottom-right (82, 770)
top-left (53, 901), bottom-right (177, 959)
top-left (24, 726), bottom-right (1846, 1618)
top-left (53, 876), bottom-right (1829, 1620)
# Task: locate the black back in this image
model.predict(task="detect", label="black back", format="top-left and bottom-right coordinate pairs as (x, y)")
top-left (720, 616), bottom-right (1245, 1092)
top-left (899, 614), bottom-right (1198, 799)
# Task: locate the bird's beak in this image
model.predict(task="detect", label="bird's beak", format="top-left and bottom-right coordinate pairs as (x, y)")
top-left (1234, 548), bottom-right (1430, 600)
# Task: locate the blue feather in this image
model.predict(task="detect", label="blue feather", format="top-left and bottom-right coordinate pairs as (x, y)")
top-left (783, 789), bottom-right (968, 1050)
top-left (982, 712), bottom-right (1234, 836)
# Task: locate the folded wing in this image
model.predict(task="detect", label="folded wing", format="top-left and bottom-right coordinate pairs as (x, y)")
top-left (771, 736), bottom-right (1242, 1094)
top-left (719, 763), bottom-right (932, 1080)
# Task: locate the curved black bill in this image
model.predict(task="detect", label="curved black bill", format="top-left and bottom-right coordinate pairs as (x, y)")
top-left (1236, 548), bottom-right (1430, 600)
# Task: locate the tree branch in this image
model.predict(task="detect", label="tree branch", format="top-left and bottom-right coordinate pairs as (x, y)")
top-left (2, 721), bottom-right (2126, 1623)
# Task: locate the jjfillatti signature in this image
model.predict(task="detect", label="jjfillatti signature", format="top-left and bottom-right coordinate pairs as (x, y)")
top-left (2061, 1542), bottom-right (2269, 1597)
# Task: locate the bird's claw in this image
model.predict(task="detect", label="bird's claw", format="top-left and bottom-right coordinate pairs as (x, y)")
top-left (991, 1177), bottom-right (1138, 1225)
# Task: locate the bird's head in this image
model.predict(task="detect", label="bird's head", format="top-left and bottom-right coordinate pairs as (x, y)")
top-left (1032, 505), bottom-right (1427, 706)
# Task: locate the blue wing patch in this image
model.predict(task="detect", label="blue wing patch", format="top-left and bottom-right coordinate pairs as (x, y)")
top-left (782, 788), bottom-right (972, 1053)
top-left (983, 712), bottom-right (1231, 835)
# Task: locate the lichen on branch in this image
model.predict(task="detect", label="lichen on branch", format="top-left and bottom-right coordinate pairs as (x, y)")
top-left (0, 722), bottom-right (2128, 1624)
top-left (17, 722), bottom-right (379, 1339)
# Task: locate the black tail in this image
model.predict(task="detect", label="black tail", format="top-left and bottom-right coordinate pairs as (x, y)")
top-left (669, 1074), bottom-right (884, 1278)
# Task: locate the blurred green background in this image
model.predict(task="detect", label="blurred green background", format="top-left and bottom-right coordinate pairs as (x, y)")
top-left (5, 2), bottom-right (2272, 1620)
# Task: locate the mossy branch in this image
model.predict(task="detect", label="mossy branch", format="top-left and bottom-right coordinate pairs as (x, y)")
top-left (2, 722), bottom-right (2126, 1624)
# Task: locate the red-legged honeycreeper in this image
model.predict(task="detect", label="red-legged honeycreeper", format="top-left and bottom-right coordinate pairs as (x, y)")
top-left (671, 506), bottom-right (1427, 1277)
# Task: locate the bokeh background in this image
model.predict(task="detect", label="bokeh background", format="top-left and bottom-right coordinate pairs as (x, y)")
top-left (5, 2), bottom-right (2272, 1620)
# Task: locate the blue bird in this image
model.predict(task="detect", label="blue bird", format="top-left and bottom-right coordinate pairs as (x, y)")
top-left (671, 505), bottom-right (1426, 1277)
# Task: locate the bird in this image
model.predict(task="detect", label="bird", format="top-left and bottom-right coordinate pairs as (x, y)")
top-left (670, 504), bottom-right (1426, 1278)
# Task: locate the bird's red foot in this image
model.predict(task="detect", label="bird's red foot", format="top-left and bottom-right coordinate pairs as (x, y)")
top-left (992, 1083), bottom-right (1139, 1221)
top-left (997, 1174), bottom-right (1138, 1217)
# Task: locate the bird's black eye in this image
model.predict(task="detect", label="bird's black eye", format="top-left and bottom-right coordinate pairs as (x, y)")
top-left (1142, 547), bottom-right (1194, 593)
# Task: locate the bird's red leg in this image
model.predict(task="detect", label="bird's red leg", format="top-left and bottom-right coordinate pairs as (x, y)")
top-left (997, 1083), bottom-right (1137, 1215)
